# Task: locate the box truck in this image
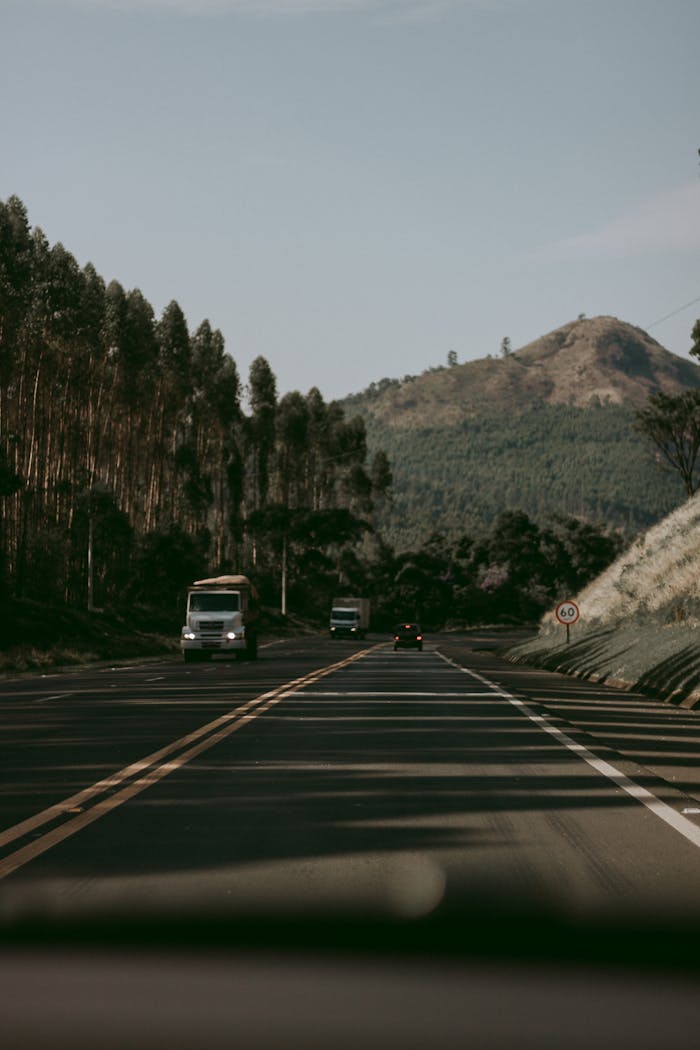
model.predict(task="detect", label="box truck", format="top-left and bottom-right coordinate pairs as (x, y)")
top-left (329, 597), bottom-right (370, 639)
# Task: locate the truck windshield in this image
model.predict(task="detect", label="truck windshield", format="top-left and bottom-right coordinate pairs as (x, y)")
top-left (189, 593), bottom-right (240, 613)
top-left (333, 610), bottom-right (358, 621)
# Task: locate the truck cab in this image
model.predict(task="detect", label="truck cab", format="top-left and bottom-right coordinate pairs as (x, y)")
top-left (181, 575), bottom-right (258, 662)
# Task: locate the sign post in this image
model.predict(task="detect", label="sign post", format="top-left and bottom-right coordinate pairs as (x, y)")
top-left (555, 600), bottom-right (580, 644)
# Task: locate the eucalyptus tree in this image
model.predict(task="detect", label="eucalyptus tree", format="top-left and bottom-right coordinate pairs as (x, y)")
top-left (13, 236), bottom-right (96, 597)
top-left (275, 390), bottom-right (309, 508)
top-left (304, 386), bottom-right (328, 509)
top-left (153, 300), bottom-right (193, 527)
top-left (330, 413), bottom-right (373, 513)
top-left (190, 320), bottom-right (242, 564)
top-left (0, 197), bottom-right (33, 585)
top-left (0, 196), bottom-right (33, 398)
top-left (247, 355), bottom-right (277, 510)
top-left (116, 288), bottom-right (159, 529)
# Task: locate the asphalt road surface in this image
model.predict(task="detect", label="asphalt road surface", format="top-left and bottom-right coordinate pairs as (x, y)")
top-left (2, 629), bottom-right (699, 914)
top-left (2, 631), bottom-right (700, 1048)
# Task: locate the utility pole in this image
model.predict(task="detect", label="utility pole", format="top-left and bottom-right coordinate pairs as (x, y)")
top-left (281, 532), bottom-right (287, 616)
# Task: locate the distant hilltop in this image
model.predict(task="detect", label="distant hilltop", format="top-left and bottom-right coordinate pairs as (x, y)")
top-left (342, 316), bottom-right (700, 548)
top-left (347, 316), bottom-right (700, 429)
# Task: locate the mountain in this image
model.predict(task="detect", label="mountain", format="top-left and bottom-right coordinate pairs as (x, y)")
top-left (348, 316), bottom-right (700, 424)
top-left (344, 317), bottom-right (700, 549)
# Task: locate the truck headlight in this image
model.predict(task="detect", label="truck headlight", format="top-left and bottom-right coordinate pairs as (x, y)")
top-left (226, 631), bottom-right (237, 640)
top-left (183, 632), bottom-right (196, 641)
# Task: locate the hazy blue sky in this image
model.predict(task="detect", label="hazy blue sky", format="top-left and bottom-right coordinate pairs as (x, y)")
top-left (2, 0), bottom-right (699, 400)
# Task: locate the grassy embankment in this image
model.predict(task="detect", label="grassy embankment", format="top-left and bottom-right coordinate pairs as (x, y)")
top-left (507, 493), bottom-right (700, 709)
top-left (0, 599), bottom-right (317, 676)
top-left (0, 599), bottom-right (181, 674)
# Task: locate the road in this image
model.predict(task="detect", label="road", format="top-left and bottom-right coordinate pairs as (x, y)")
top-left (3, 631), bottom-right (700, 1049)
top-left (1, 630), bottom-right (699, 921)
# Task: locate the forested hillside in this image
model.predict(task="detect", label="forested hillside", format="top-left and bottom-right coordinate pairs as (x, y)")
top-left (346, 316), bottom-right (700, 548)
top-left (365, 403), bottom-right (683, 549)
top-left (0, 195), bottom-right (386, 619)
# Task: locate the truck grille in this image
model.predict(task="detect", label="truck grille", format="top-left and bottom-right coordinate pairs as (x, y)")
top-left (200, 620), bottom-right (225, 632)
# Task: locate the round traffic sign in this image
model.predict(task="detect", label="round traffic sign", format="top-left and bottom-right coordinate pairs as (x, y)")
top-left (555, 600), bottom-right (580, 625)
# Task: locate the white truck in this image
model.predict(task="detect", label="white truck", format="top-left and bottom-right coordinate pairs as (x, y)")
top-left (329, 597), bottom-right (370, 640)
top-left (181, 575), bottom-right (259, 662)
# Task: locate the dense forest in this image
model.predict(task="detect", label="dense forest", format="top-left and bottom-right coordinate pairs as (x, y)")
top-left (361, 404), bottom-right (685, 551)
top-left (0, 195), bottom-right (628, 638)
top-left (0, 195), bottom-right (388, 619)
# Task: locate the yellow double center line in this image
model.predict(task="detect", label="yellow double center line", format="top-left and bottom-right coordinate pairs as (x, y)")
top-left (0, 647), bottom-right (375, 880)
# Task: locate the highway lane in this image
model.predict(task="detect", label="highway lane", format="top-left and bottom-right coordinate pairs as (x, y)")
top-left (0, 637), bottom-right (364, 835)
top-left (1, 633), bottom-right (699, 925)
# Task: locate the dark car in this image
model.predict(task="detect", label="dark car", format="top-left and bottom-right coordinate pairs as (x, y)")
top-left (393, 622), bottom-right (423, 651)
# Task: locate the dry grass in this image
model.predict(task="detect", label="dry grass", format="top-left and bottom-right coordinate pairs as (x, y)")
top-left (358, 315), bottom-right (700, 429)
top-left (0, 646), bottom-right (101, 674)
top-left (542, 493), bottom-right (700, 632)
top-left (511, 492), bottom-right (700, 707)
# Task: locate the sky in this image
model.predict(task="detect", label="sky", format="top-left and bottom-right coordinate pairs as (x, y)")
top-left (2, 0), bottom-right (699, 401)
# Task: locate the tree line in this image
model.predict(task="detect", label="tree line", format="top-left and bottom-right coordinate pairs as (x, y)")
top-left (355, 510), bottom-right (624, 630)
top-left (0, 195), bottom-right (390, 612)
top-left (1, 194), bottom-right (631, 629)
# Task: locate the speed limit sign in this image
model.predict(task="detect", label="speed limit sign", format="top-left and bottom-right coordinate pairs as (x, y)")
top-left (555, 601), bottom-right (580, 625)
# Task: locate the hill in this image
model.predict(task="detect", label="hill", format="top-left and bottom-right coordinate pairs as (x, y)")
top-left (508, 492), bottom-right (700, 707)
top-left (348, 315), bottom-right (700, 425)
top-left (344, 316), bottom-right (700, 547)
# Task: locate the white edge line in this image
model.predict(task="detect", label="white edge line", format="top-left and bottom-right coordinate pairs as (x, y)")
top-left (435, 650), bottom-right (700, 850)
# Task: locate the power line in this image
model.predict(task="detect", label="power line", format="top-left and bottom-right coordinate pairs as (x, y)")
top-left (647, 294), bottom-right (700, 330)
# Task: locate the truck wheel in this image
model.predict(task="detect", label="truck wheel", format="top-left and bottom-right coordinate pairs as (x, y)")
top-left (183, 651), bottom-right (196, 663)
top-left (239, 635), bottom-right (258, 661)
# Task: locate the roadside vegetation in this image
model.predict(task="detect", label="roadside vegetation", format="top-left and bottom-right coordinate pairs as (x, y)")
top-left (509, 491), bottom-right (700, 707)
top-left (533, 492), bottom-right (700, 630)
top-left (0, 597), bottom-right (180, 674)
